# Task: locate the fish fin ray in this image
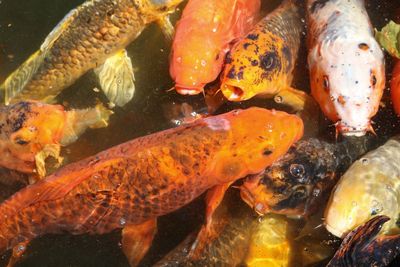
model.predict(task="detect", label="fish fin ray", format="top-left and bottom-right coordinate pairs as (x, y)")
top-left (122, 219), bottom-right (157, 266)
top-left (158, 15), bottom-right (175, 42)
top-left (94, 49), bottom-right (135, 107)
top-left (1, 51), bottom-right (46, 105)
top-left (40, 8), bottom-right (78, 51)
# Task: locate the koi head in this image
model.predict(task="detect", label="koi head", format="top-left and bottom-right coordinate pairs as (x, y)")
top-left (325, 150), bottom-right (399, 238)
top-left (309, 39), bottom-right (385, 136)
top-left (209, 107), bottom-right (303, 183)
top-left (220, 28), bottom-right (296, 101)
top-left (240, 138), bottom-right (337, 217)
top-left (0, 101), bottom-right (66, 173)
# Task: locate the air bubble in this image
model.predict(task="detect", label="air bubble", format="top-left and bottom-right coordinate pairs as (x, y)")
top-left (120, 217), bottom-right (126, 226)
top-left (361, 158), bottom-right (369, 165)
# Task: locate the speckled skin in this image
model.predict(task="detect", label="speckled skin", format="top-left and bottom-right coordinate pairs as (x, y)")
top-left (240, 137), bottom-right (372, 217)
top-left (307, 0), bottom-right (385, 136)
top-left (325, 136), bottom-right (400, 238)
top-left (220, 0), bottom-right (302, 101)
top-left (0, 107), bottom-right (303, 258)
top-left (170, 0), bottom-right (261, 94)
top-left (1, 0), bottom-right (183, 104)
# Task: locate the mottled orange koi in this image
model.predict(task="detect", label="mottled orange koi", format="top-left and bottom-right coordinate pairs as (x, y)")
top-left (0, 107), bottom-right (302, 266)
top-left (170, 0), bottom-right (260, 95)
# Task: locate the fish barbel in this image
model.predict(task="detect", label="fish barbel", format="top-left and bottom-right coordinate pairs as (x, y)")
top-left (0, 0), bottom-right (183, 106)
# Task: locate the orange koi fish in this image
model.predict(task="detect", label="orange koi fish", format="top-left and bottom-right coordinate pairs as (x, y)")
top-left (170, 0), bottom-right (261, 95)
top-left (307, 0), bottom-right (385, 136)
top-left (0, 107), bottom-right (302, 266)
top-left (219, 0), bottom-right (313, 114)
top-left (0, 101), bottom-right (112, 179)
top-left (392, 60), bottom-right (400, 115)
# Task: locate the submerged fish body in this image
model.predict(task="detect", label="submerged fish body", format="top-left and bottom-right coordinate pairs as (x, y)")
top-left (0, 107), bottom-right (303, 265)
top-left (307, 0), bottom-right (385, 136)
top-left (220, 0), bottom-right (302, 102)
top-left (0, 101), bottom-right (111, 178)
top-left (325, 136), bottom-right (400, 238)
top-left (1, 0), bottom-right (183, 106)
top-left (170, 0), bottom-right (261, 95)
top-left (240, 137), bottom-right (372, 217)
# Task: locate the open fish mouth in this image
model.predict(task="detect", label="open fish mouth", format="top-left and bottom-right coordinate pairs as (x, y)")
top-left (220, 83), bottom-right (247, 101)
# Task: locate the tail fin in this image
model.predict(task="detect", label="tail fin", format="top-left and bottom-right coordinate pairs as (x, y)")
top-left (60, 103), bottom-right (113, 145)
top-left (1, 50), bottom-right (45, 105)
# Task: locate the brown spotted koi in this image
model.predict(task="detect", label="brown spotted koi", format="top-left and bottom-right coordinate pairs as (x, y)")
top-left (0, 0), bottom-right (183, 107)
top-left (0, 101), bottom-right (112, 179)
top-left (0, 107), bottom-right (303, 266)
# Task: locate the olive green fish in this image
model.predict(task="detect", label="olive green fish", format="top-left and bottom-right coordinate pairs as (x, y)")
top-left (0, 0), bottom-right (182, 106)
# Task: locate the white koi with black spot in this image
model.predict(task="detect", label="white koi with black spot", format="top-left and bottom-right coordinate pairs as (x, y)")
top-left (307, 0), bottom-right (385, 136)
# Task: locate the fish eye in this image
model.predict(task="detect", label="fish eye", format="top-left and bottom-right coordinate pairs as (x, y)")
top-left (323, 75), bottom-right (330, 91)
top-left (289, 164), bottom-right (305, 179)
top-left (14, 138), bottom-right (29, 145)
top-left (260, 52), bottom-right (277, 71)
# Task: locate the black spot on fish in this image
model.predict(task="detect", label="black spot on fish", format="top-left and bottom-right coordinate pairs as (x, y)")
top-left (237, 70), bottom-right (244, 80)
top-left (243, 43), bottom-right (251, 50)
top-left (251, 60), bottom-right (258, 66)
top-left (227, 66), bottom-right (236, 79)
top-left (259, 51), bottom-right (279, 72)
top-left (225, 53), bottom-right (233, 64)
top-left (263, 149), bottom-right (273, 156)
top-left (310, 0), bottom-right (330, 13)
top-left (247, 33), bottom-right (259, 40)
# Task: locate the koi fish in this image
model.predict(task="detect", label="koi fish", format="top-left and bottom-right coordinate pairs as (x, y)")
top-left (170, 0), bottom-right (261, 95)
top-left (0, 107), bottom-right (303, 266)
top-left (240, 137), bottom-right (372, 217)
top-left (0, 101), bottom-right (112, 179)
top-left (327, 216), bottom-right (400, 267)
top-left (0, 0), bottom-right (183, 106)
top-left (325, 135), bottom-right (400, 238)
top-left (219, 0), bottom-right (315, 114)
top-left (155, 189), bottom-right (292, 267)
top-left (154, 190), bottom-right (255, 266)
top-left (375, 20), bottom-right (400, 116)
top-left (307, 0), bottom-right (385, 136)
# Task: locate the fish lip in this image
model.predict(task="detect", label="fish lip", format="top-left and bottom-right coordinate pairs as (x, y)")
top-left (240, 185), bottom-right (267, 216)
top-left (175, 84), bottom-right (204, 95)
top-left (220, 83), bottom-right (248, 101)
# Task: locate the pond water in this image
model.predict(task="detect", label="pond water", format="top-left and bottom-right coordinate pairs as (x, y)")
top-left (0, 0), bottom-right (399, 266)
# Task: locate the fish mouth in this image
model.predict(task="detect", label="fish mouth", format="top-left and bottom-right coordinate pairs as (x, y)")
top-left (175, 85), bottom-right (203, 95)
top-left (240, 185), bottom-right (266, 216)
top-left (220, 83), bottom-right (247, 101)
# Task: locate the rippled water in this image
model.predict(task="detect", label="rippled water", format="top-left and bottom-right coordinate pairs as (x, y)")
top-left (0, 0), bottom-right (399, 266)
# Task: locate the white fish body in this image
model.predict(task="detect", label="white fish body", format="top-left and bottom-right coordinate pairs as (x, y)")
top-left (307, 0), bottom-right (385, 136)
top-left (325, 136), bottom-right (400, 238)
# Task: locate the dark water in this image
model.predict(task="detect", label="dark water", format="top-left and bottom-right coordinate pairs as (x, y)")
top-left (0, 0), bottom-right (399, 266)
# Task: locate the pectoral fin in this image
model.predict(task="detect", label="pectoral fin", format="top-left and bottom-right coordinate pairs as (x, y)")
top-left (189, 182), bottom-right (232, 259)
top-left (94, 49), bottom-right (135, 107)
top-left (157, 16), bottom-right (175, 42)
top-left (122, 219), bottom-right (157, 267)
top-left (34, 144), bottom-right (62, 179)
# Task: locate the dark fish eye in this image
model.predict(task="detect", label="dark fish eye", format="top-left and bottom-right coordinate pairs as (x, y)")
top-left (15, 139), bottom-right (29, 145)
top-left (323, 75), bottom-right (330, 91)
top-left (289, 164), bottom-right (305, 178)
top-left (260, 52), bottom-right (277, 71)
